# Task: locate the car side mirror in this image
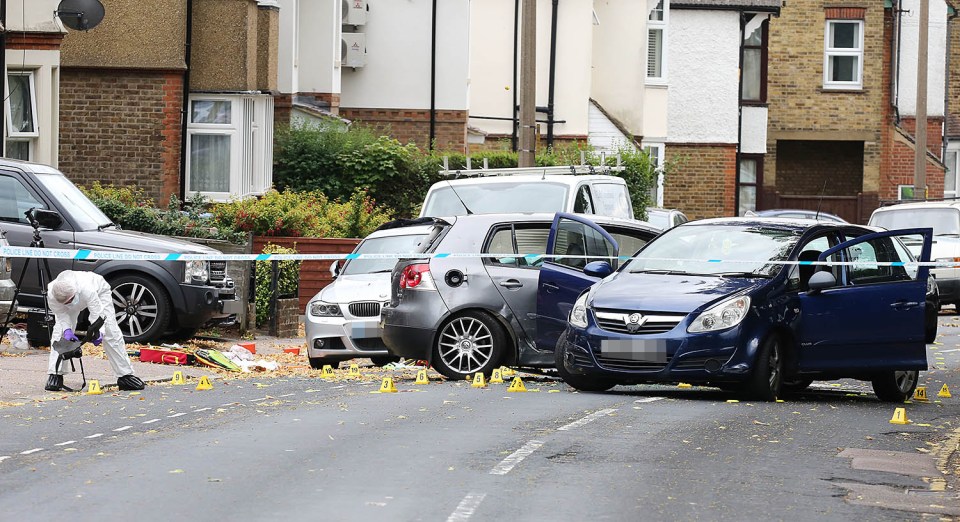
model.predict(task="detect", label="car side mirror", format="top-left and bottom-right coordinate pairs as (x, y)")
top-left (583, 260), bottom-right (613, 278)
top-left (31, 209), bottom-right (62, 230)
top-left (329, 260), bottom-right (340, 278)
top-left (807, 270), bottom-right (836, 294)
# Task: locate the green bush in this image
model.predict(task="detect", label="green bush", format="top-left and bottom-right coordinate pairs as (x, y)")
top-left (255, 243), bottom-right (301, 327)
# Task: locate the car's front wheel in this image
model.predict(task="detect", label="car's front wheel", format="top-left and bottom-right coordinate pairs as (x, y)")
top-left (746, 334), bottom-right (783, 401)
top-left (371, 356), bottom-right (400, 367)
top-left (555, 343), bottom-right (617, 392)
top-left (432, 311), bottom-right (506, 380)
top-left (309, 357), bottom-right (336, 370)
top-left (871, 370), bottom-right (919, 402)
top-left (110, 274), bottom-right (171, 344)
top-left (925, 305), bottom-right (938, 344)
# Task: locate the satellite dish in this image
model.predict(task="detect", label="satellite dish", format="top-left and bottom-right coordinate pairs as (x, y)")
top-left (55, 0), bottom-right (105, 31)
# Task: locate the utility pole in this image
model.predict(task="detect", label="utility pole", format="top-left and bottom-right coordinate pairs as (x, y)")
top-left (518, 0), bottom-right (536, 167)
top-left (914, 0), bottom-right (929, 199)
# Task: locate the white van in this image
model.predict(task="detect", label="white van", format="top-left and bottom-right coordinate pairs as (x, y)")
top-left (419, 165), bottom-right (634, 220)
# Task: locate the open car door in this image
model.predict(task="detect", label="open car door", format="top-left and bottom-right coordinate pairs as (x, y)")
top-left (535, 213), bottom-right (618, 353)
top-left (796, 227), bottom-right (932, 372)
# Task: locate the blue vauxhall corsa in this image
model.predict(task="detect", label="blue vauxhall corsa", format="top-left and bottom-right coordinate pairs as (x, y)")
top-left (546, 218), bottom-right (933, 402)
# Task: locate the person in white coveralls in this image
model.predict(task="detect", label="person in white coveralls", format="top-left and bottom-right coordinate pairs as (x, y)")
top-left (44, 270), bottom-right (145, 391)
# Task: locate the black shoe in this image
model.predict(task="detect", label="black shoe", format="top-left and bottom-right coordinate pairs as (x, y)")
top-left (117, 374), bottom-right (145, 391)
top-left (45, 374), bottom-right (64, 391)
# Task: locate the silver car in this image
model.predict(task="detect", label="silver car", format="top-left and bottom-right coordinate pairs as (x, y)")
top-left (381, 212), bottom-right (659, 379)
top-left (305, 219), bottom-right (446, 369)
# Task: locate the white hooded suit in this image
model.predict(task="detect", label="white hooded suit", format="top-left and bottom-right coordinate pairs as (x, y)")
top-left (46, 271), bottom-right (134, 378)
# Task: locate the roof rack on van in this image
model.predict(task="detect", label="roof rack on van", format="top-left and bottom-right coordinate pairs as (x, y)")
top-left (438, 152), bottom-right (624, 179)
top-left (879, 195), bottom-right (960, 207)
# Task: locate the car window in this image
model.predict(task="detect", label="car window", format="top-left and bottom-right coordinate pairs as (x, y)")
top-left (0, 175), bottom-right (45, 224)
top-left (869, 208), bottom-right (960, 236)
top-left (552, 217), bottom-right (614, 270)
top-left (789, 235), bottom-right (840, 291)
top-left (341, 232), bottom-right (433, 276)
top-left (573, 185), bottom-right (594, 214)
top-left (603, 226), bottom-right (652, 262)
top-left (422, 182), bottom-right (569, 216)
top-left (482, 223), bottom-right (550, 268)
top-left (841, 234), bottom-right (913, 285)
top-left (33, 172), bottom-right (111, 230)
top-left (593, 183), bottom-right (632, 218)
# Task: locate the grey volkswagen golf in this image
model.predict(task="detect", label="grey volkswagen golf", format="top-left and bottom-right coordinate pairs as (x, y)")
top-left (381, 212), bottom-right (659, 379)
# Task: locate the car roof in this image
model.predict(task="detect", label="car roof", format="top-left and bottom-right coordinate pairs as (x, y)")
top-left (684, 216), bottom-right (872, 232)
top-left (434, 174), bottom-right (625, 188)
top-left (872, 200), bottom-right (960, 212)
top-left (446, 212), bottom-right (659, 232)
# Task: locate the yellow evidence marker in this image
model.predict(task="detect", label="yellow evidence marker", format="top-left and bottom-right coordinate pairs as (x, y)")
top-left (507, 377), bottom-right (527, 392)
top-left (501, 367), bottom-right (516, 378)
top-left (472, 373), bottom-right (487, 388)
top-left (196, 376), bottom-right (213, 390)
top-left (938, 384), bottom-right (952, 398)
top-left (320, 365), bottom-right (336, 379)
top-left (415, 369), bottom-right (430, 385)
top-left (489, 368), bottom-right (504, 384)
top-left (171, 371), bottom-right (186, 386)
top-left (889, 407), bottom-right (910, 425)
top-left (348, 364), bottom-right (361, 377)
top-left (912, 386), bottom-right (929, 402)
top-left (86, 380), bottom-right (103, 395)
top-left (379, 377), bottom-right (398, 393)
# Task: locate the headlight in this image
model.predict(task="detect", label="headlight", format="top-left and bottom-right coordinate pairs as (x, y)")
top-left (184, 260), bottom-right (209, 283)
top-left (310, 301), bottom-right (342, 317)
top-left (687, 295), bottom-right (751, 333)
top-left (569, 292), bottom-right (590, 328)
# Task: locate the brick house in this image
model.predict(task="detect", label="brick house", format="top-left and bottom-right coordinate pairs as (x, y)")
top-left (943, 8), bottom-right (960, 197)
top-left (56, 0), bottom-right (278, 203)
top-left (762, 0), bottom-right (950, 223)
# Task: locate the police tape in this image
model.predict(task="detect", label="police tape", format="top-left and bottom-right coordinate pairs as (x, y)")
top-left (0, 244), bottom-right (955, 268)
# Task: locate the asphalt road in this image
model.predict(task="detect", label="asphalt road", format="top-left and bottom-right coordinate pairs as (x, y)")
top-left (3, 318), bottom-right (960, 521)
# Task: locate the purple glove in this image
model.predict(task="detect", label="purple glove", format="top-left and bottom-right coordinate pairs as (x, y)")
top-left (92, 332), bottom-right (103, 346)
top-left (63, 328), bottom-right (79, 342)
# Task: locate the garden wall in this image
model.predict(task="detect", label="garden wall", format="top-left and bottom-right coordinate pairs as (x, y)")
top-left (253, 236), bottom-right (362, 312)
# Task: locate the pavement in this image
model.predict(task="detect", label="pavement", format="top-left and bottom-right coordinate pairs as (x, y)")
top-left (0, 328), bottom-right (306, 405)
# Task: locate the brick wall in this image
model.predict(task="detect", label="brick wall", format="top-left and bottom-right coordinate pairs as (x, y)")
top-left (339, 108), bottom-right (467, 151)
top-left (949, 16), bottom-right (960, 138)
top-left (253, 236), bottom-right (362, 312)
top-left (663, 144), bottom-right (736, 219)
top-left (274, 298), bottom-right (300, 337)
top-left (466, 134), bottom-right (590, 154)
top-left (776, 140), bottom-right (864, 196)
top-left (59, 69), bottom-right (183, 203)
top-left (275, 92), bottom-right (342, 128)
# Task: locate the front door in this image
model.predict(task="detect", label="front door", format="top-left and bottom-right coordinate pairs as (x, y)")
top-left (796, 228), bottom-right (931, 372)
top-left (536, 213), bottom-right (619, 352)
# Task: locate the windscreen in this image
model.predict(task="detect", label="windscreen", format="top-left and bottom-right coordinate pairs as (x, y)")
top-left (34, 171), bottom-right (112, 231)
top-left (870, 208), bottom-right (960, 236)
top-left (644, 211), bottom-right (670, 229)
top-left (341, 231), bottom-right (433, 276)
top-left (422, 182), bottom-right (568, 216)
top-left (624, 224), bottom-right (802, 277)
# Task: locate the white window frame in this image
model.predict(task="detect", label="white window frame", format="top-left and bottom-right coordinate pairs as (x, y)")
top-left (646, 0), bottom-right (669, 85)
top-left (643, 142), bottom-right (665, 206)
top-left (5, 70), bottom-right (39, 139)
top-left (823, 20), bottom-right (864, 90)
top-left (186, 94), bottom-right (274, 201)
top-left (945, 144), bottom-right (960, 200)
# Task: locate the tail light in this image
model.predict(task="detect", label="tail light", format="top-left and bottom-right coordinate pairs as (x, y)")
top-left (400, 263), bottom-right (437, 290)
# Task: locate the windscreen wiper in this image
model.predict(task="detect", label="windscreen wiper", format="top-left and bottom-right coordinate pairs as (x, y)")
top-left (97, 222), bottom-right (116, 230)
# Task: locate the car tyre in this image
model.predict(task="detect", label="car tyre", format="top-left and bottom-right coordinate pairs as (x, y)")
top-left (781, 377), bottom-right (814, 393)
top-left (109, 274), bottom-right (171, 344)
top-left (432, 311), bottom-right (506, 380)
top-left (555, 344), bottom-right (617, 392)
top-left (746, 334), bottom-right (783, 401)
top-left (871, 370), bottom-right (919, 402)
top-left (925, 306), bottom-right (938, 344)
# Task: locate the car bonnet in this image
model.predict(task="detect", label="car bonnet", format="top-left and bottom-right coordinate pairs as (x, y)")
top-left (318, 273), bottom-right (392, 304)
top-left (588, 272), bottom-right (766, 314)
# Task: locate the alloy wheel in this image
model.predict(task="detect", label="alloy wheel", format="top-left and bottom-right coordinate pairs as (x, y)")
top-left (437, 316), bottom-right (494, 374)
top-left (112, 281), bottom-right (159, 338)
top-left (894, 370), bottom-right (918, 394)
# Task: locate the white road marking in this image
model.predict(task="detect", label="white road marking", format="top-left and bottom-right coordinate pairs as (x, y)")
top-left (489, 440), bottom-right (544, 475)
top-left (20, 448), bottom-right (43, 455)
top-left (54, 441), bottom-right (77, 447)
top-left (192, 407), bottom-right (211, 413)
top-left (557, 408), bottom-right (618, 431)
top-left (939, 349), bottom-right (960, 353)
top-left (167, 412), bottom-right (187, 418)
top-left (113, 426), bottom-right (132, 432)
top-left (634, 397), bottom-right (665, 404)
top-left (84, 433), bottom-right (103, 439)
top-left (447, 492), bottom-right (487, 521)
top-left (220, 403), bottom-right (234, 407)
top-left (0, 456), bottom-right (10, 463)
top-left (143, 419), bottom-right (160, 424)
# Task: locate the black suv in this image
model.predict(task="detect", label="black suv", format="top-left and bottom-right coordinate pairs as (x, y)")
top-left (0, 159), bottom-right (239, 343)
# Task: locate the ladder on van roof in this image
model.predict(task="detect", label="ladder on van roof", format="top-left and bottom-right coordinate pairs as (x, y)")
top-left (439, 152), bottom-right (624, 178)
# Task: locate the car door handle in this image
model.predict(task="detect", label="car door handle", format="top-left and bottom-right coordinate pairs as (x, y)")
top-left (542, 282), bottom-right (559, 292)
top-left (59, 240), bottom-right (72, 245)
top-left (890, 300), bottom-right (919, 310)
top-left (499, 279), bottom-right (523, 289)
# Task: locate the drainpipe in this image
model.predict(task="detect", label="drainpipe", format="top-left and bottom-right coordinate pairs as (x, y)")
top-left (735, 12), bottom-right (745, 215)
top-left (894, 0), bottom-right (903, 121)
top-left (512, 0), bottom-right (519, 151)
top-left (179, 0), bottom-right (194, 201)
top-left (428, 0), bottom-right (437, 150)
top-left (546, 0), bottom-right (558, 149)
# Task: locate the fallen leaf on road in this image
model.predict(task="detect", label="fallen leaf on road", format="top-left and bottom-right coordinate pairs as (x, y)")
top-left (169, 469), bottom-right (184, 474)
top-left (753, 420), bottom-right (769, 426)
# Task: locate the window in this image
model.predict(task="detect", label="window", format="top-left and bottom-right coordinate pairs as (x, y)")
top-left (5, 71), bottom-right (38, 161)
top-left (738, 156), bottom-right (762, 215)
top-left (643, 143), bottom-right (665, 206)
top-left (186, 95), bottom-right (274, 200)
top-left (646, 0), bottom-right (667, 82)
top-left (482, 224), bottom-right (550, 268)
top-left (0, 175), bottom-right (44, 224)
top-left (592, 183), bottom-right (632, 218)
top-left (824, 20), bottom-right (863, 90)
top-left (574, 185), bottom-right (594, 214)
top-left (945, 149), bottom-right (958, 199)
top-left (741, 19), bottom-right (768, 103)
top-left (551, 217), bottom-right (615, 270)
top-left (843, 235), bottom-right (912, 285)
